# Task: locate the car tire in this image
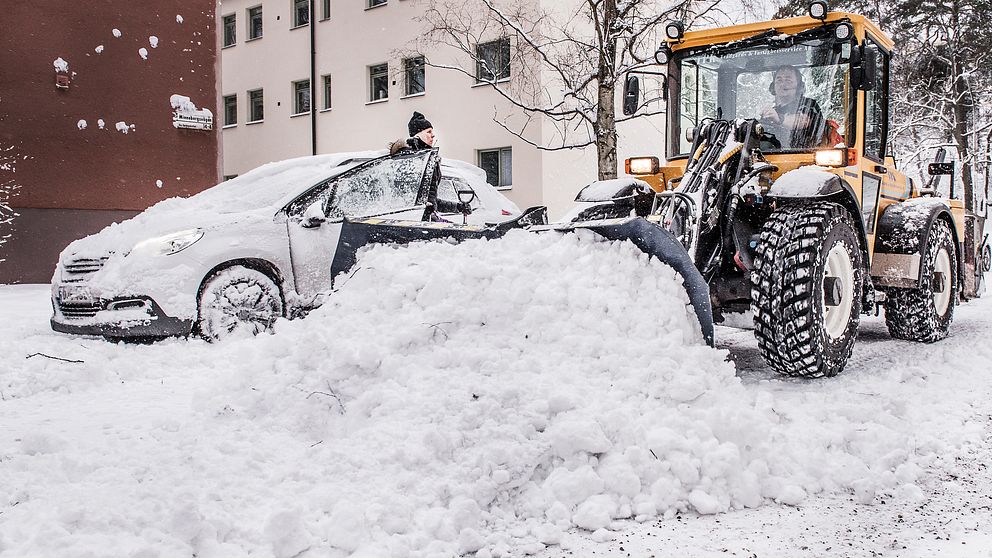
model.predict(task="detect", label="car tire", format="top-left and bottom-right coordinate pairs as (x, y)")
top-left (751, 202), bottom-right (863, 378)
top-left (197, 266), bottom-right (284, 341)
top-left (884, 219), bottom-right (956, 343)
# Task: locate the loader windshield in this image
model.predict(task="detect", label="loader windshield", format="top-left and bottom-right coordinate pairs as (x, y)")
top-left (672, 33), bottom-right (852, 155)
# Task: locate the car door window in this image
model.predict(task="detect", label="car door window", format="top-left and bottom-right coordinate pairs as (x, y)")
top-left (285, 179), bottom-right (334, 219)
top-left (328, 151), bottom-right (429, 218)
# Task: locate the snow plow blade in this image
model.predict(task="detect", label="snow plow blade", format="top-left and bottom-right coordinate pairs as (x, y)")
top-left (331, 211), bottom-right (712, 346)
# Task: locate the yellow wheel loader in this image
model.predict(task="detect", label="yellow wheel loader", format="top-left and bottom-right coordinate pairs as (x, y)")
top-left (610, 1), bottom-right (985, 376)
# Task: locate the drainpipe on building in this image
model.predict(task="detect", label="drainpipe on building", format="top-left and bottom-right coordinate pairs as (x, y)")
top-left (310, 0), bottom-right (317, 156)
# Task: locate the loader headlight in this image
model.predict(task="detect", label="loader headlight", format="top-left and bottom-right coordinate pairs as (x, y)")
top-left (808, 0), bottom-right (828, 20)
top-left (625, 156), bottom-right (660, 175)
top-left (664, 21), bottom-right (685, 41)
top-left (654, 46), bottom-right (672, 65)
top-left (834, 22), bottom-right (852, 40)
top-left (132, 228), bottom-right (204, 256)
top-left (814, 148), bottom-right (847, 167)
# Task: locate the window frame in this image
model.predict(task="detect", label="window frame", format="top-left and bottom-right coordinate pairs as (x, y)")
top-left (861, 35), bottom-right (890, 164)
top-left (292, 79), bottom-right (311, 116)
top-left (320, 0), bottom-right (331, 20)
top-left (367, 0), bottom-right (387, 8)
top-left (475, 38), bottom-right (511, 83)
top-left (403, 56), bottom-right (426, 97)
top-left (222, 14), bottom-right (237, 47)
top-left (368, 63), bottom-right (389, 102)
top-left (292, 0), bottom-right (310, 28)
top-left (247, 5), bottom-right (263, 41)
top-left (247, 88), bottom-right (264, 123)
top-left (222, 94), bottom-right (238, 127)
top-left (478, 146), bottom-right (512, 189)
top-left (321, 74), bottom-right (332, 110)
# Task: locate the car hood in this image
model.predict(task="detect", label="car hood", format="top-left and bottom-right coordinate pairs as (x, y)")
top-left (60, 151), bottom-right (384, 261)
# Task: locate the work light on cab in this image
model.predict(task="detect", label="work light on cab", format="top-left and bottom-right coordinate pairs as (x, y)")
top-left (626, 157), bottom-right (660, 175)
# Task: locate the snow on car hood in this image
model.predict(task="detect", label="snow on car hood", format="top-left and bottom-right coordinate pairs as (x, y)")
top-left (60, 151), bottom-right (383, 259)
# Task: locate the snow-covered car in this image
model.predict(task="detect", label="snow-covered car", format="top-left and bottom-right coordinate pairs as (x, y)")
top-left (51, 148), bottom-right (520, 340)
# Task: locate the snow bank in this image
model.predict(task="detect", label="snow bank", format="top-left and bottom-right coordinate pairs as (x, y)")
top-left (5, 236), bottom-right (988, 557)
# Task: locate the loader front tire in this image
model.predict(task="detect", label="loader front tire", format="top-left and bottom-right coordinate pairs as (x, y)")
top-left (884, 219), bottom-right (956, 342)
top-left (751, 202), bottom-right (863, 378)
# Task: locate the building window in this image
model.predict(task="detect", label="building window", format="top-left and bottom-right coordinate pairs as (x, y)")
top-left (369, 63), bottom-right (388, 102)
top-left (223, 94), bottom-right (238, 126)
top-left (320, 0), bottom-right (330, 20)
top-left (248, 89), bottom-right (264, 122)
top-left (368, 0), bottom-right (387, 7)
top-left (476, 38), bottom-right (510, 82)
top-left (404, 56), bottom-right (425, 96)
top-left (222, 14), bottom-right (236, 47)
top-left (479, 147), bottom-right (512, 188)
top-left (247, 6), bottom-right (263, 40)
top-left (292, 0), bottom-right (309, 27)
top-left (292, 79), bottom-right (311, 114)
top-left (321, 74), bottom-right (332, 109)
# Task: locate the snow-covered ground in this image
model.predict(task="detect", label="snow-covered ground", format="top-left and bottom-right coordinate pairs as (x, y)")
top-left (1, 232), bottom-right (991, 557)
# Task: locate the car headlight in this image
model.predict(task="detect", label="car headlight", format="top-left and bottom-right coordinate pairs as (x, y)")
top-left (132, 229), bottom-right (204, 256)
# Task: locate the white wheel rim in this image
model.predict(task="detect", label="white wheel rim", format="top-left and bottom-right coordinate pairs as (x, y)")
top-left (934, 248), bottom-right (952, 316)
top-left (208, 280), bottom-right (280, 337)
top-left (823, 243), bottom-right (855, 340)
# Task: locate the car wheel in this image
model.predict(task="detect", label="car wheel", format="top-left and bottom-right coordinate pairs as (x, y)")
top-left (884, 219), bottom-right (957, 343)
top-left (751, 202), bottom-right (863, 378)
top-left (197, 266), bottom-right (284, 341)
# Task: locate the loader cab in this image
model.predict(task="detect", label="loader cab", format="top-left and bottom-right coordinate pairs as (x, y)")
top-left (624, 9), bottom-right (896, 185)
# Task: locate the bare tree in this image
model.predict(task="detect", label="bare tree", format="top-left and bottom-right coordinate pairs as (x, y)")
top-left (414, 0), bottom-right (720, 180)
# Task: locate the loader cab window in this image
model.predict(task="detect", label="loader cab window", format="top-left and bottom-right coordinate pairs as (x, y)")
top-left (671, 32), bottom-right (852, 156)
top-left (862, 37), bottom-right (889, 162)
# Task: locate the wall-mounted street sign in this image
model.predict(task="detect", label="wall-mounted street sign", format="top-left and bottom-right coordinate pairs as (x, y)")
top-left (170, 94), bottom-right (213, 131)
top-left (173, 110), bottom-right (213, 130)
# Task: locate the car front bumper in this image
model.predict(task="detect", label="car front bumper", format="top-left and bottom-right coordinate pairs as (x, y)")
top-left (51, 294), bottom-right (194, 338)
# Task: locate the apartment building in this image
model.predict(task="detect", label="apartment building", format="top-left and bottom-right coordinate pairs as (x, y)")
top-left (217, 0), bottom-right (662, 216)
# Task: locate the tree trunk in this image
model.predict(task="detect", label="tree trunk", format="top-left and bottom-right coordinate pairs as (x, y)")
top-left (950, 0), bottom-right (975, 211)
top-left (595, 0), bottom-right (619, 181)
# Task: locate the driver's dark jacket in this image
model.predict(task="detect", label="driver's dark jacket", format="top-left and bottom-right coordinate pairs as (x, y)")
top-left (388, 138), bottom-right (460, 214)
top-left (772, 96), bottom-right (825, 148)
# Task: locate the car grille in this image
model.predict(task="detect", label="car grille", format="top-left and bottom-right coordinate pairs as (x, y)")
top-left (58, 300), bottom-right (104, 318)
top-left (62, 256), bottom-right (109, 282)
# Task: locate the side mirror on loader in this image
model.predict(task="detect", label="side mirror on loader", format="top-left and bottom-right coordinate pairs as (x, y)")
top-left (850, 43), bottom-right (875, 91)
top-left (622, 75), bottom-right (640, 116)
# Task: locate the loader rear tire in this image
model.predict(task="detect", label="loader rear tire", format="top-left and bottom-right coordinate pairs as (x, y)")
top-left (751, 202), bottom-right (863, 378)
top-left (884, 219), bottom-right (956, 342)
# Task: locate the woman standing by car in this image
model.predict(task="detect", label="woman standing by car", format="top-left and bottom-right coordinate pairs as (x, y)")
top-left (390, 111), bottom-right (471, 220)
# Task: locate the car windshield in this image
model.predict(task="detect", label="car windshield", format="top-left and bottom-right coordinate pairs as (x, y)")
top-left (673, 33), bottom-right (852, 154)
top-left (327, 150), bottom-right (430, 218)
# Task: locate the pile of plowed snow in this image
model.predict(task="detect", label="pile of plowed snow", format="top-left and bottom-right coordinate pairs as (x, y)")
top-left (0, 231), bottom-right (941, 558)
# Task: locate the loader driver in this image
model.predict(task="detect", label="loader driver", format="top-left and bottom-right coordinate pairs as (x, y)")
top-left (759, 65), bottom-right (826, 149)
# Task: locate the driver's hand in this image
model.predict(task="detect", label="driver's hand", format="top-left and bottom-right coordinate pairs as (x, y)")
top-left (760, 107), bottom-right (780, 124)
top-left (456, 201), bottom-right (473, 215)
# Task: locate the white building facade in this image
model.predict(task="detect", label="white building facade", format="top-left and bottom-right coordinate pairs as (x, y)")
top-left (217, 0), bottom-right (664, 217)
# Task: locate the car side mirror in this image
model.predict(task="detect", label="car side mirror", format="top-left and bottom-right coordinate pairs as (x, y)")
top-left (300, 200), bottom-right (327, 228)
top-left (457, 189), bottom-right (477, 204)
top-left (622, 75), bottom-right (640, 116)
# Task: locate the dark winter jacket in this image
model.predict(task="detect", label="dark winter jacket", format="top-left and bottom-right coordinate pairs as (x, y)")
top-left (387, 139), bottom-right (469, 217)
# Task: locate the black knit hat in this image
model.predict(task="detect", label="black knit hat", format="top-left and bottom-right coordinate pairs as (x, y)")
top-left (408, 111), bottom-right (433, 136)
